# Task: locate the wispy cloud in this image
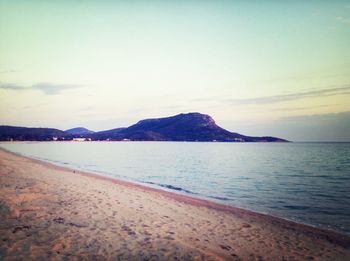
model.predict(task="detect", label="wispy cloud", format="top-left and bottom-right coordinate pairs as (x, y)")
top-left (191, 86), bottom-right (350, 106)
top-left (0, 69), bottom-right (18, 74)
top-left (0, 82), bottom-right (81, 95)
top-left (336, 16), bottom-right (350, 24)
top-left (0, 83), bottom-right (25, 91)
top-left (225, 111), bottom-right (350, 142)
top-left (270, 104), bottom-right (334, 112)
top-left (226, 86), bottom-right (350, 105)
top-left (32, 83), bottom-right (81, 95)
top-left (20, 103), bottom-right (48, 110)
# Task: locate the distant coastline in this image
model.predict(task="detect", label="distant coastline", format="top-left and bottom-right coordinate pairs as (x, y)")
top-left (0, 112), bottom-right (288, 142)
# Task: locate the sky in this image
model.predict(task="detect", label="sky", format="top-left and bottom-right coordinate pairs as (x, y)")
top-left (0, 0), bottom-right (349, 141)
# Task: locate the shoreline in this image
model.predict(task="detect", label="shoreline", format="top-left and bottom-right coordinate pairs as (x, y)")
top-left (1, 147), bottom-right (350, 260)
top-left (1, 147), bottom-right (350, 244)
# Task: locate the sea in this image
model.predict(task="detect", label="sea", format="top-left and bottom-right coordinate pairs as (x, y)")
top-left (1, 141), bottom-right (349, 236)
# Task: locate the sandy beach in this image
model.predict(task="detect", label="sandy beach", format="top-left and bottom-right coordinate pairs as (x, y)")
top-left (0, 148), bottom-right (349, 260)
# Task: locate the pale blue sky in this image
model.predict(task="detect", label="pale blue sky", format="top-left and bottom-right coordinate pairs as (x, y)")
top-left (0, 1), bottom-right (349, 141)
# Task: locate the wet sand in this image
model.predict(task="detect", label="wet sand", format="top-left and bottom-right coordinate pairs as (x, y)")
top-left (0, 148), bottom-right (349, 260)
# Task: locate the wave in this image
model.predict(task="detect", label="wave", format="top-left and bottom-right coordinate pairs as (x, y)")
top-left (208, 195), bottom-right (230, 201)
top-left (144, 181), bottom-right (197, 195)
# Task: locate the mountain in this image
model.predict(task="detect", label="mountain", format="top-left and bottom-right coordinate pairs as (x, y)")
top-left (92, 113), bottom-right (288, 142)
top-left (65, 127), bottom-right (94, 136)
top-left (0, 113), bottom-right (288, 142)
top-left (0, 126), bottom-right (71, 141)
top-left (90, 128), bottom-right (125, 140)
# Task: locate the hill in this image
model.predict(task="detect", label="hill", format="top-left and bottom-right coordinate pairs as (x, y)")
top-left (91, 128), bottom-right (126, 140)
top-left (0, 126), bottom-right (71, 141)
top-left (92, 113), bottom-right (288, 142)
top-left (0, 113), bottom-right (288, 142)
top-left (65, 127), bottom-right (94, 136)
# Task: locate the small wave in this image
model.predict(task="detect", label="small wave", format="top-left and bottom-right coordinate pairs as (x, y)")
top-left (237, 176), bottom-right (251, 180)
top-left (209, 195), bottom-right (230, 201)
top-left (283, 174), bottom-right (303, 178)
top-left (319, 210), bottom-right (340, 215)
top-left (283, 205), bottom-right (310, 210)
top-left (333, 177), bottom-right (350, 181)
top-left (145, 182), bottom-right (196, 194)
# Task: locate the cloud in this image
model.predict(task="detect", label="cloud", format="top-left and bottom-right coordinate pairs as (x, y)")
top-left (32, 83), bottom-right (81, 95)
top-left (225, 85), bottom-right (350, 105)
top-left (270, 104), bottom-right (334, 112)
top-left (20, 103), bottom-right (48, 110)
top-left (0, 83), bottom-right (25, 91)
top-left (336, 16), bottom-right (350, 24)
top-left (274, 111), bottom-right (350, 141)
top-left (0, 69), bottom-right (18, 74)
top-left (0, 82), bottom-right (81, 95)
top-left (224, 111), bottom-right (350, 142)
top-left (191, 86), bottom-right (350, 106)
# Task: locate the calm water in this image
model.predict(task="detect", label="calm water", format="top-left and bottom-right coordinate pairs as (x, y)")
top-left (1, 142), bottom-right (350, 235)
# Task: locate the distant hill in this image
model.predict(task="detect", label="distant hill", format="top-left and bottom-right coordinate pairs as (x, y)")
top-left (0, 113), bottom-right (288, 142)
top-left (92, 113), bottom-right (288, 142)
top-left (65, 127), bottom-right (94, 136)
top-left (0, 126), bottom-right (70, 141)
top-left (91, 128), bottom-right (126, 140)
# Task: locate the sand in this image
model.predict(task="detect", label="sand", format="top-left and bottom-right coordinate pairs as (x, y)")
top-left (0, 148), bottom-right (349, 261)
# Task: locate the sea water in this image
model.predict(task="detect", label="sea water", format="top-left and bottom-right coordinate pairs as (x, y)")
top-left (1, 142), bottom-right (349, 235)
